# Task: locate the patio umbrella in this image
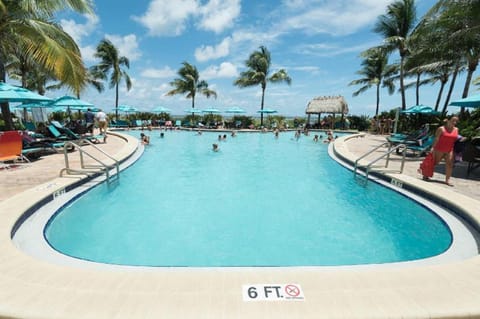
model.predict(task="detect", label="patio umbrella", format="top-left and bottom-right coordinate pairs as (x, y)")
top-left (50, 95), bottom-right (96, 119)
top-left (118, 105), bottom-right (139, 113)
top-left (184, 108), bottom-right (204, 114)
top-left (401, 105), bottom-right (440, 115)
top-left (0, 82), bottom-right (52, 103)
top-left (152, 106), bottom-right (171, 113)
top-left (225, 107), bottom-right (246, 114)
top-left (449, 94), bottom-right (480, 108)
top-left (257, 108), bottom-right (278, 114)
top-left (51, 95), bottom-right (94, 108)
top-left (202, 107), bottom-right (222, 114)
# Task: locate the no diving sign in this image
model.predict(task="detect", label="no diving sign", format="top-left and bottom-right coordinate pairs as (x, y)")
top-left (242, 284), bottom-right (305, 301)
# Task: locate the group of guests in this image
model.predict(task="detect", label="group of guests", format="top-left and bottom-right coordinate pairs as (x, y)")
top-left (371, 116), bottom-right (393, 135)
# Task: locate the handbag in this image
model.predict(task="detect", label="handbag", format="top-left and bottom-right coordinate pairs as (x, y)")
top-left (419, 152), bottom-right (434, 178)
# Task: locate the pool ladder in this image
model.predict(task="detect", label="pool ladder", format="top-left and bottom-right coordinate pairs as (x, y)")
top-left (60, 139), bottom-right (119, 184)
top-left (353, 142), bottom-right (406, 183)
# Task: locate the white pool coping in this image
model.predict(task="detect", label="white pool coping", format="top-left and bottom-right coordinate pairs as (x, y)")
top-left (1, 132), bottom-right (480, 318)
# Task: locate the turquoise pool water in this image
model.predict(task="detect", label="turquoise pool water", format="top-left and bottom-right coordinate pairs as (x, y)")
top-left (45, 131), bottom-right (452, 267)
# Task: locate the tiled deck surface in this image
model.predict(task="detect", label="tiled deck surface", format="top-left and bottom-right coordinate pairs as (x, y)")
top-left (0, 131), bottom-right (479, 319)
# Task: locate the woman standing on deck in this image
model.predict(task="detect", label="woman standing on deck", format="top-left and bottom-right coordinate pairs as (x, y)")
top-left (428, 116), bottom-right (460, 186)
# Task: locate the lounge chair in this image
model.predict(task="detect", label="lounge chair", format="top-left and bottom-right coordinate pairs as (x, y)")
top-left (404, 135), bottom-right (434, 156)
top-left (20, 131), bottom-right (72, 159)
top-left (50, 121), bottom-right (104, 143)
top-left (0, 131), bottom-right (30, 166)
top-left (463, 137), bottom-right (480, 176)
top-left (109, 119), bottom-right (129, 128)
top-left (387, 125), bottom-right (429, 146)
top-left (175, 120), bottom-right (182, 127)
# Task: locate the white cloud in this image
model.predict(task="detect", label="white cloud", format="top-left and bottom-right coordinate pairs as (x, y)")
top-left (105, 34), bottom-right (142, 61)
top-left (195, 37), bottom-right (231, 62)
top-left (133, 0), bottom-right (240, 36)
top-left (60, 14), bottom-right (100, 63)
top-left (60, 13), bottom-right (99, 45)
top-left (81, 45), bottom-right (97, 63)
top-left (297, 41), bottom-right (378, 57)
top-left (201, 62), bottom-right (238, 79)
top-left (132, 0), bottom-right (198, 36)
top-left (280, 0), bottom-right (387, 36)
top-left (197, 0), bottom-right (241, 33)
top-left (141, 67), bottom-right (176, 78)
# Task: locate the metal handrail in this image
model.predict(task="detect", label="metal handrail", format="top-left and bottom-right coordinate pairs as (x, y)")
top-left (354, 142), bottom-right (406, 182)
top-left (60, 139), bottom-right (119, 183)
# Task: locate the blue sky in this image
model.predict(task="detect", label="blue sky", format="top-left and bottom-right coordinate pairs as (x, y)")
top-left (54, 0), bottom-right (473, 117)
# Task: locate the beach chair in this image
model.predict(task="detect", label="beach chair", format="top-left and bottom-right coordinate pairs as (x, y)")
top-left (20, 131), bottom-right (71, 159)
top-left (0, 131), bottom-right (30, 166)
top-left (175, 120), bottom-right (182, 127)
top-left (24, 121), bottom-right (36, 132)
top-left (404, 135), bottom-right (434, 156)
top-left (109, 119), bottom-right (129, 128)
top-left (463, 137), bottom-right (480, 176)
top-left (50, 121), bottom-right (104, 143)
top-left (387, 125), bottom-right (429, 146)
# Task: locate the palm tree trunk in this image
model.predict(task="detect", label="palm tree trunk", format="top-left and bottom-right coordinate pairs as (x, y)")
top-left (260, 85), bottom-right (266, 127)
top-left (375, 83), bottom-right (380, 117)
top-left (399, 55), bottom-right (407, 110)
top-left (441, 65), bottom-right (459, 115)
top-left (463, 59), bottom-right (478, 98)
top-left (0, 58), bottom-right (14, 131)
top-left (115, 83), bottom-right (119, 120)
top-left (415, 73), bottom-right (420, 105)
top-left (434, 80), bottom-right (447, 111)
top-left (461, 60), bottom-right (478, 116)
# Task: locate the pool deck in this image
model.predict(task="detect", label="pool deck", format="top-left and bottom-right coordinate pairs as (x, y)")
top-left (1, 130), bottom-right (480, 319)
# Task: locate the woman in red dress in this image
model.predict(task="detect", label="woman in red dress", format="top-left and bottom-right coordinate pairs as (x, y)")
top-left (428, 116), bottom-right (460, 186)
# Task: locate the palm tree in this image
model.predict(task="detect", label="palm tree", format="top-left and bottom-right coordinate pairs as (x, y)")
top-left (166, 62), bottom-right (217, 113)
top-left (0, 0), bottom-right (92, 130)
top-left (349, 47), bottom-right (396, 117)
top-left (374, 0), bottom-right (417, 110)
top-left (427, 0), bottom-right (480, 99)
top-left (234, 46), bottom-right (291, 126)
top-left (91, 39), bottom-right (132, 120)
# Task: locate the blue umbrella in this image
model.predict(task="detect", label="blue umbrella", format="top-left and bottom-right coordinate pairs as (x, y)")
top-left (401, 105), bottom-right (440, 115)
top-left (225, 107), bottom-right (246, 114)
top-left (51, 95), bottom-right (94, 108)
top-left (152, 106), bottom-right (171, 113)
top-left (0, 82), bottom-right (52, 103)
top-left (257, 108), bottom-right (278, 114)
top-left (118, 105), bottom-right (139, 113)
top-left (184, 108), bottom-right (204, 114)
top-left (449, 94), bottom-right (480, 108)
top-left (202, 107), bottom-right (222, 114)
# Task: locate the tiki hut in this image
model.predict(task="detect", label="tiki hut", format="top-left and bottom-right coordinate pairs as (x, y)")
top-left (305, 95), bottom-right (349, 129)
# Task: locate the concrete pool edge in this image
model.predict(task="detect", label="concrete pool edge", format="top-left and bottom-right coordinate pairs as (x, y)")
top-left (1, 132), bottom-right (480, 318)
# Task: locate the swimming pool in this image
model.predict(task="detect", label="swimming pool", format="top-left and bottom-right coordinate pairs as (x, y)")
top-left (44, 130), bottom-right (452, 267)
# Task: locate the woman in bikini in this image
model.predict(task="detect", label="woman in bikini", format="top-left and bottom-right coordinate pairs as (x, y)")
top-left (428, 116), bottom-right (460, 186)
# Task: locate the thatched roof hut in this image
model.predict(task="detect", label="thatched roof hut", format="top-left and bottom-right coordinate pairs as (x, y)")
top-left (305, 96), bottom-right (349, 129)
top-left (306, 95), bottom-right (348, 114)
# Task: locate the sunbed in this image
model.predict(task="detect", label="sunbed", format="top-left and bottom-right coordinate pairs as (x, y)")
top-left (50, 121), bottom-right (105, 143)
top-left (387, 125), bottom-right (429, 146)
top-left (0, 131), bottom-right (30, 166)
top-left (404, 136), bottom-right (434, 156)
top-left (109, 119), bottom-right (129, 128)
